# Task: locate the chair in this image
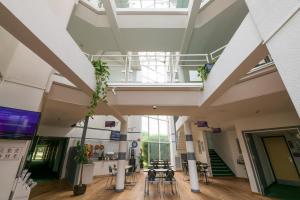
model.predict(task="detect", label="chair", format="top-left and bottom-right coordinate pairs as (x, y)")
top-left (105, 165), bottom-right (117, 189)
top-left (163, 161), bottom-right (169, 169)
top-left (144, 169), bottom-right (160, 196)
top-left (162, 169), bottom-right (179, 196)
top-left (200, 163), bottom-right (210, 184)
top-left (126, 165), bottom-right (137, 184)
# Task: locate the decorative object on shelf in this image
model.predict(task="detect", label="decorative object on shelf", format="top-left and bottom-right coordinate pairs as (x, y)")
top-left (11, 169), bottom-right (37, 200)
top-left (73, 142), bottom-right (89, 196)
top-left (237, 155), bottom-right (245, 165)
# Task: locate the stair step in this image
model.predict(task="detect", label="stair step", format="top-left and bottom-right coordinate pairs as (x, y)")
top-left (213, 174), bottom-right (234, 177)
top-left (212, 166), bottom-right (228, 169)
top-left (209, 149), bottom-right (235, 177)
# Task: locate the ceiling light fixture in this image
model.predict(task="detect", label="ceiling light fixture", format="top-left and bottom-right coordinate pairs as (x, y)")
top-left (152, 106), bottom-right (157, 110)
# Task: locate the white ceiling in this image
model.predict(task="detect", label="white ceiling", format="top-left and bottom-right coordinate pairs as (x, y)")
top-left (67, 0), bottom-right (248, 54)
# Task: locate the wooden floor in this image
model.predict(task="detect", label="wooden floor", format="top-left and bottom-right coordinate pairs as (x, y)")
top-left (30, 172), bottom-right (275, 200)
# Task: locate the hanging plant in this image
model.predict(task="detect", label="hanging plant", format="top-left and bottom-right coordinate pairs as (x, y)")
top-left (73, 59), bottom-right (110, 196)
top-left (86, 60), bottom-right (110, 117)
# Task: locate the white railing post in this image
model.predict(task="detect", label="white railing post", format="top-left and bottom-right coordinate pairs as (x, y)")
top-left (125, 54), bottom-right (129, 82)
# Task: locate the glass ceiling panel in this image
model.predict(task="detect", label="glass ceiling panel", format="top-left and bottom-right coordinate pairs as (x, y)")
top-left (83, 0), bottom-right (103, 9)
top-left (200, 0), bottom-right (210, 8)
top-left (115, 0), bottom-right (189, 8)
top-left (81, 0), bottom-right (210, 11)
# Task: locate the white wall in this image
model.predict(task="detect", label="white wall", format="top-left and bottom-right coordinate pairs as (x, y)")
top-left (245, 0), bottom-right (300, 116)
top-left (210, 130), bottom-right (248, 178)
top-left (234, 111), bottom-right (300, 193)
top-left (0, 29), bottom-right (53, 199)
top-left (37, 115), bottom-right (142, 179)
top-left (48, 0), bottom-right (76, 28)
top-left (0, 27), bottom-right (18, 78)
top-left (192, 129), bottom-right (209, 164)
top-left (0, 140), bottom-right (31, 200)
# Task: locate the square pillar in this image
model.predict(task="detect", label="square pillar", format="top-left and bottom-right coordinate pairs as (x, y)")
top-left (184, 122), bottom-right (200, 192)
top-left (115, 117), bottom-right (128, 192)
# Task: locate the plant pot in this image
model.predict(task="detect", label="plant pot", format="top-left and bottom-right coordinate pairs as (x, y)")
top-left (73, 184), bottom-right (87, 196)
top-left (204, 63), bottom-right (214, 73)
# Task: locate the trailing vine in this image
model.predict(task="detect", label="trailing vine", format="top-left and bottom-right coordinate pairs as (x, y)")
top-left (86, 60), bottom-right (110, 117)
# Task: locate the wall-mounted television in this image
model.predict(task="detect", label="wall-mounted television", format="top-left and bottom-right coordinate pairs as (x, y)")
top-left (110, 131), bottom-right (120, 141)
top-left (105, 121), bottom-right (116, 128)
top-left (0, 107), bottom-right (40, 140)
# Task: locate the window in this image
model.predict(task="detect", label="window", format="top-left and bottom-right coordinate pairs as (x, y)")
top-left (115, 0), bottom-right (189, 9)
top-left (141, 116), bottom-right (171, 166)
top-left (139, 52), bottom-right (172, 83)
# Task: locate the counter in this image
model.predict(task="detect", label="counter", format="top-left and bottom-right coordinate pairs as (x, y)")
top-left (93, 160), bottom-right (118, 176)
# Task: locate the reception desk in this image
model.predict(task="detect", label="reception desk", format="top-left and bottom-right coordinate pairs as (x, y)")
top-left (93, 160), bottom-right (118, 176)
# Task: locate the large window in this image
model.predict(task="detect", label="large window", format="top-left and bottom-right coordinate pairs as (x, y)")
top-left (141, 116), bottom-right (170, 167)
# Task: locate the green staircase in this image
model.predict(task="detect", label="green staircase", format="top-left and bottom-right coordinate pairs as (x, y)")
top-left (209, 149), bottom-right (234, 177)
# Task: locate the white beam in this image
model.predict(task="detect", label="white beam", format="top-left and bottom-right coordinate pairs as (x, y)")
top-left (176, 14), bottom-right (268, 131)
top-left (199, 14), bottom-right (268, 108)
top-left (0, 0), bottom-right (95, 96)
top-left (245, 0), bottom-right (300, 117)
top-left (102, 0), bottom-right (126, 54)
top-left (180, 0), bottom-right (202, 53)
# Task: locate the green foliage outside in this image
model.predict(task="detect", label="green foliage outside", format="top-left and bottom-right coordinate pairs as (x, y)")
top-left (141, 131), bottom-right (170, 167)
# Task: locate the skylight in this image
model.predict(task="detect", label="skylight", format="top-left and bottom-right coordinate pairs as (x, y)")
top-left (138, 52), bottom-right (172, 83)
top-left (115, 0), bottom-right (189, 9)
top-left (81, 0), bottom-right (211, 11)
top-left (200, 0), bottom-right (210, 8)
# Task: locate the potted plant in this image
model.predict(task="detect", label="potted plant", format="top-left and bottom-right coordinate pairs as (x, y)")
top-left (197, 58), bottom-right (218, 90)
top-left (73, 142), bottom-right (88, 196)
top-left (73, 59), bottom-right (110, 195)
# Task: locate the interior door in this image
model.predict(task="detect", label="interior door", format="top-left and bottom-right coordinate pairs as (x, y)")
top-left (263, 137), bottom-right (300, 183)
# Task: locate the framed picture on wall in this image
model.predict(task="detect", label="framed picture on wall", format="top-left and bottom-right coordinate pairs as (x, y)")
top-left (198, 140), bottom-right (202, 154)
top-left (200, 141), bottom-right (205, 152)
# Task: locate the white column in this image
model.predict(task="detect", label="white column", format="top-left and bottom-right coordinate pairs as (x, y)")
top-left (115, 117), bottom-right (128, 192)
top-left (184, 122), bottom-right (200, 192)
top-left (169, 116), bottom-right (176, 167)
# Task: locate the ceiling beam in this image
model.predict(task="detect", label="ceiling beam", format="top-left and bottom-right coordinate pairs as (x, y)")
top-left (102, 0), bottom-right (127, 55)
top-left (0, 0), bottom-right (96, 96)
top-left (180, 0), bottom-right (202, 53)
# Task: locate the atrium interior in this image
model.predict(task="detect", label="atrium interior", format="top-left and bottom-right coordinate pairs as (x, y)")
top-left (1, 0), bottom-right (300, 200)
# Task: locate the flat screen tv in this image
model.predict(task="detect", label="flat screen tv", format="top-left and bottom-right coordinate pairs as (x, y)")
top-left (0, 106), bottom-right (40, 140)
top-left (105, 121), bottom-right (116, 128)
top-left (110, 131), bottom-right (120, 141)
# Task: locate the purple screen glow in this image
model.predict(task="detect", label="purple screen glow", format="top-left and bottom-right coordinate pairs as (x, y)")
top-left (0, 107), bottom-right (40, 140)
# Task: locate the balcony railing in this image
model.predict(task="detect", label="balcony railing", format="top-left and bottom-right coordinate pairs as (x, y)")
top-left (85, 52), bottom-right (209, 83)
top-left (52, 43), bottom-right (276, 88)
